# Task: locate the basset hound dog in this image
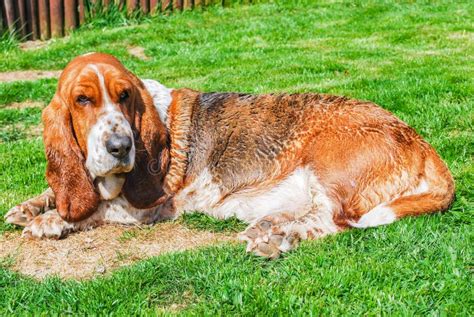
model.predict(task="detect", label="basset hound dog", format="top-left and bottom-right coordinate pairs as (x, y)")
top-left (5, 53), bottom-right (455, 258)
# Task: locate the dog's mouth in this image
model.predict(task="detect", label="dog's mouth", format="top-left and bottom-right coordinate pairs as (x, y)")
top-left (91, 156), bottom-right (135, 200)
top-left (95, 173), bottom-right (127, 200)
top-left (109, 160), bottom-right (134, 174)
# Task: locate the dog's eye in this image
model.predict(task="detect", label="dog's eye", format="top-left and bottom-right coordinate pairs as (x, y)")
top-left (119, 91), bottom-right (129, 102)
top-left (76, 95), bottom-right (90, 105)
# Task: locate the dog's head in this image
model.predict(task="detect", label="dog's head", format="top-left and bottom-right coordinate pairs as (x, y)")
top-left (43, 52), bottom-right (169, 222)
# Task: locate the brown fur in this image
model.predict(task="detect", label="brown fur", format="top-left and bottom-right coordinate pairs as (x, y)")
top-left (42, 53), bottom-right (168, 220)
top-left (122, 74), bottom-right (170, 208)
top-left (42, 95), bottom-right (100, 222)
top-left (169, 90), bottom-right (455, 223)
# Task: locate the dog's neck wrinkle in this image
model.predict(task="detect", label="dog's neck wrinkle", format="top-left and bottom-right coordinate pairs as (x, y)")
top-left (162, 88), bottom-right (197, 195)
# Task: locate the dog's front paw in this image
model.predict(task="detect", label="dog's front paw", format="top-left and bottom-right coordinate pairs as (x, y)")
top-left (4, 189), bottom-right (56, 227)
top-left (22, 210), bottom-right (73, 239)
top-left (239, 213), bottom-right (300, 259)
top-left (4, 202), bottom-right (42, 227)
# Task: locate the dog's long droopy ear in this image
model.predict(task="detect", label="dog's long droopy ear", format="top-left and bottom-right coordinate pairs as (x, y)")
top-left (122, 81), bottom-right (169, 209)
top-left (42, 95), bottom-right (100, 222)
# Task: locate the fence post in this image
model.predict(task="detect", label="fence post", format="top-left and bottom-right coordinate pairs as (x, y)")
top-left (38, 0), bottom-right (50, 39)
top-left (17, 0), bottom-right (28, 37)
top-left (140, 0), bottom-right (149, 13)
top-left (173, 0), bottom-right (183, 10)
top-left (149, 0), bottom-right (159, 14)
top-left (64, 0), bottom-right (78, 34)
top-left (50, 0), bottom-right (64, 37)
top-left (127, 0), bottom-right (139, 14)
top-left (0, 6), bottom-right (3, 34)
top-left (183, 0), bottom-right (192, 9)
top-left (78, 0), bottom-right (85, 24)
top-left (3, 0), bottom-right (16, 34)
top-left (162, 0), bottom-right (171, 11)
top-left (27, 0), bottom-right (40, 40)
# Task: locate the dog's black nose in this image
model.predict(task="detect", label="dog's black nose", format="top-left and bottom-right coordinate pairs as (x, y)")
top-left (106, 134), bottom-right (132, 159)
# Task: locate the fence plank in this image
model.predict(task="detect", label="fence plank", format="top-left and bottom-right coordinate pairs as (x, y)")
top-left (38, 0), bottom-right (50, 39)
top-left (173, 0), bottom-right (183, 10)
top-left (64, 0), bottom-right (78, 34)
top-left (17, 0), bottom-right (28, 37)
top-left (162, 0), bottom-right (171, 11)
top-left (0, 6), bottom-right (3, 34)
top-left (140, 0), bottom-right (149, 13)
top-left (50, 0), bottom-right (64, 37)
top-left (78, 0), bottom-right (85, 24)
top-left (26, 0), bottom-right (39, 39)
top-left (183, 0), bottom-right (192, 9)
top-left (3, 0), bottom-right (16, 33)
top-left (150, 0), bottom-right (159, 13)
top-left (127, 0), bottom-right (139, 13)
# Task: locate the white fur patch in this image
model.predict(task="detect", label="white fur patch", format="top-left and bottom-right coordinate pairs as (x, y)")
top-left (86, 196), bottom-right (175, 226)
top-left (96, 196), bottom-right (160, 224)
top-left (141, 79), bottom-right (172, 125)
top-left (410, 179), bottom-right (429, 195)
top-left (174, 168), bottom-right (222, 214)
top-left (85, 64), bottom-right (135, 179)
top-left (175, 166), bottom-right (339, 235)
top-left (349, 204), bottom-right (397, 228)
top-left (96, 175), bottom-right (126, 200)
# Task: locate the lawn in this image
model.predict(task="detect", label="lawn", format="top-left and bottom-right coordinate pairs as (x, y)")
top-left (0, 1), bottom-right (473, 315)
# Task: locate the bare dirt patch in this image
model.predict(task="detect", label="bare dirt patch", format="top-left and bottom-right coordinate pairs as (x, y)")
top-left (128, 46), bottom-right (150, 61)
top-left (1, 101), bottom-right (45, 109)
top-left (447, 31), bottom-right (474, 40)
top-left (19, 40), bottom-right (50, 51)
top-left (0, 223), bottom-right (236, 280)
top-left (0, 70), bottom-right (61, 83)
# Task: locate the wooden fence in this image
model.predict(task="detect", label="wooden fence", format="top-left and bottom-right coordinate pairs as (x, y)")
top-left (1, 0), bottom-right (233, 40)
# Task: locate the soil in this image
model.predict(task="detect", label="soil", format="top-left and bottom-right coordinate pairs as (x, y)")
top-left (128, 46), bottom-right (150, 61)
top-left (19, 40), bottom-right (49, 51)
top-left (0, 223), bottom-right (236, 280)
top-left (0, 70), bottom-right (62, 83)
top-left (1, 101), bottom-right (45, 109)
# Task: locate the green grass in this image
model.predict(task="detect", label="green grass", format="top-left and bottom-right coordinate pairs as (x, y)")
top-left (0, 1), bottom-right (473, 315)
top-left (0, 79), bottom-right (56, 105)
top-left (179, 212), bottom-right (247, 233)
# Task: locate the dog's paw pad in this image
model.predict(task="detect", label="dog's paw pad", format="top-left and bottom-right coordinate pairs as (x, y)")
top-left (239, 215), bottom-right (301, 259)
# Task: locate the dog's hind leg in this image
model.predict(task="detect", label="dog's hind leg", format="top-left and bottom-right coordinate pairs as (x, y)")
top-left (4, 188), bottom-right (56, 227)
top-left (350, 153), bottom-right (455, 228)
